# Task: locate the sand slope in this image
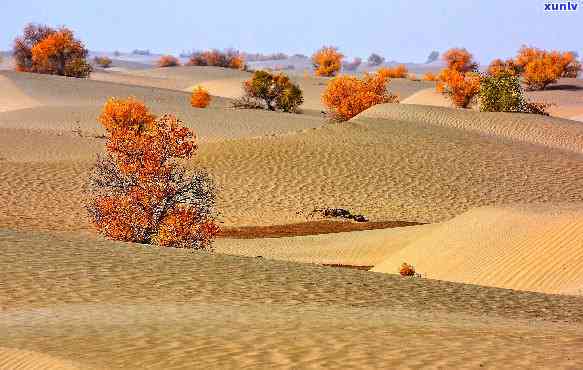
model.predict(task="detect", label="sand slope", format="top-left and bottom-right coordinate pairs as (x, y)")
top-left (358, 103), bottom-right (583, 154)
top-left (373, 204), bottom-right (583, 295)
top-left (2, 229), bottom-right (583, 369)
top-left (0, 347), bottom-right (85, 370)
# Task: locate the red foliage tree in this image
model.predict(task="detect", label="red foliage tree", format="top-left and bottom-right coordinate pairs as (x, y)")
top-left (87, 97), bottom-right (219, 250)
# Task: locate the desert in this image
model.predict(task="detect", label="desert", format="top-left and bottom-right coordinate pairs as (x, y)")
top-left (1, 4), bottom-right (583, 369)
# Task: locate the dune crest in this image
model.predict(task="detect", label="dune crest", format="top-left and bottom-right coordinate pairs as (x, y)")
top-left (357, 103), bottom-right (583, 154)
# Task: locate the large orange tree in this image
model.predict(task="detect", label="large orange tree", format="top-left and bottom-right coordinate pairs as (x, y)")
top-left (13, 24), bottom-right (91, 77)
top-left (87, 97), bottom-right (219, 250)
top-left (322, 72), bottom-right (398, 121)
top-left (312, 46), bottom-right (344, 77)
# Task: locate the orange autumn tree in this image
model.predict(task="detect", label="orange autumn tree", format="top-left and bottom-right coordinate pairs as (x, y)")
top-left (13, 23), bottom-right (55, 72)
top-left (487, 58), bottom-right (519, 77)
top-left (322, 72), bottom-right (399, 121)
top-left (437, 48), bottom-right (480, 108)
top-left (13, 24), bottom-right (91, 77)
top-left (312, 46), bottom-right (344, 77)
top-left (87, 97), bottom-right (219, 250)
top-left (514, 46), bottom-right (581, 89)
top-left (190, 86), bottom-right (211, 108)
top-left (442, 48), bottom-right (478, 73)
top-left (157, 55), bottom-right (180, 67)
top-left (31, 28), bottom-right (92, 77)
top-left (438, 69), bottom-right (481, 108)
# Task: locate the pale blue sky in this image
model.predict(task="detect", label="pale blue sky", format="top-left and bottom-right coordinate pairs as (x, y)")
top-left (0, 0), bottom-right (580, 63)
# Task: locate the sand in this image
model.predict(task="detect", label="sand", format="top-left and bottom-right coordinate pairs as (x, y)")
top-left (3, 229), bottom-right (583, 369)
top-left (373, 203), bottom-right (583, 294)
top-left (2, 67), bottom-right (583, 368)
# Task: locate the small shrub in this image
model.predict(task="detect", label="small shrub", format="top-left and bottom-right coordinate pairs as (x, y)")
top-left (322, 72), bottom-right (399, 122)
top-left (442, 48), bottom-right (478, 73)
top-left (378, 65), bottom-right (408, 79)
top-left (157, 55), bottom-right (180, 67)
top-left (480, 72), bottom-right (548, 115)
top-left (187, 49), bottom-right (246, 70)
top-left (438, 68), bottom-right (480, 108)
top-left (367, 53), bottom-right (385, 66)
top-left (87, 97), bottom-right (219, 250)
top-left (190, 86), bottom-right (211, 108)
top-left (312, 46), bottom-right (343, 77)
top-left (236, 70), bottom-right (303, 112)
top-left (422, 72), bottom-right (439, 81)
top-left (399, 262), bottom-right (416, 277)
top-left (94, 56), bottom-right (112, 68)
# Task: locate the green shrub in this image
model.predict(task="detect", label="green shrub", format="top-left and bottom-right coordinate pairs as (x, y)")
top-left (479, 72), bottom-right (549, 115)
top-left (236, 70), bottom-right (304, 113)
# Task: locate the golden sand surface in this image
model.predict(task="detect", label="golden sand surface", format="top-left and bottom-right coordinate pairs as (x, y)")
top-left (2, 68), bottom-right (583, 368)
top-left (2, 229), bottom-right (583, 369)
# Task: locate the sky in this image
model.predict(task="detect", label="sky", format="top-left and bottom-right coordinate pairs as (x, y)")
top-left (0, 0), bottom-right (580, 63)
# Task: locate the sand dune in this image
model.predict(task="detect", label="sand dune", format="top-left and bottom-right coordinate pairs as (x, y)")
top-left (358, 103), bottom-right (583, 154)
top-left (216, 223), bottom-right (435, 267)
top-left (2, 228), bottom-right (583, 369)
top-left (400, 87), bottom-right (452, 107)
top-left (373, 204), bottom-right (583, 295)
top-left (3, 115), bottom-right (583, 232)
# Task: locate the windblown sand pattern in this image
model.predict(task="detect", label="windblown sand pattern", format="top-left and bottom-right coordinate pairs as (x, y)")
top-left (2, 67), bottom-right (583, 368)
top-left (2, 229), bottom-right (583, 369)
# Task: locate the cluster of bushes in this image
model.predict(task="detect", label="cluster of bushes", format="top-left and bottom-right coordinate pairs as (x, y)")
top-left (87, 97), bottom-right (219, 250)
top-left (434, 48), bottom-right (551, 114)
top-left (312, 46), bottom-right (344, 77)
top-left (486, 47), bottom-right (581, 90)
top-left (157, 55), bottom-right (180, 67)
top-left (13, 23), bottom-right (92, 78)
top-left (322, 71), bottom-right (399, 121)
top-left (186, 49), bottom-right (245, 70)
top-left (377, 65), bottom-right (408, 79)
top-left (94, 56), bottom-right (112, 68)
top-left (233, 70), bottom-right (303, 113)
top-left (495, 46), bottom-right (581, 90)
